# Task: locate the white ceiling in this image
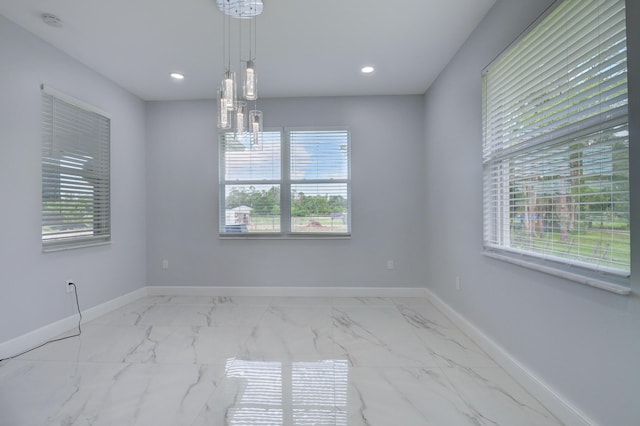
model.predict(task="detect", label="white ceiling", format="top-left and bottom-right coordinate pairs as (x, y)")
top-left (0, 0), bottom-right (495, 101)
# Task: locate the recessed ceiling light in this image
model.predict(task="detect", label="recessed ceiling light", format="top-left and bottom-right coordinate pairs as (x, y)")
top-left (170, 72), bottom-right (185, 80)
top-left (361, 66), bottom-right (375, 74)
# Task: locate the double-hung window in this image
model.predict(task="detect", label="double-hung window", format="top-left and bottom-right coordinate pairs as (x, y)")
top-left (41, 86), bottom-right (111, 250)
top-left (219, 129), bottom-right (351, 236)
top-left (482, 0), bottom-right (630, 289)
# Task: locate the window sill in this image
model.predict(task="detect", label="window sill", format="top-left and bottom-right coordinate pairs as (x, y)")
top-left (483, 250), bottom-right (631, 296)
top-left (219, 233), bottom-right (351, 240)
top-left (42, 240), bottom-right (111, 253)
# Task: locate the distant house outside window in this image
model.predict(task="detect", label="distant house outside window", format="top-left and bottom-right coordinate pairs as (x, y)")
top-left (219, 129), bottom-right (351, 237)
top-left (482, 0), bottom-right (630, 288)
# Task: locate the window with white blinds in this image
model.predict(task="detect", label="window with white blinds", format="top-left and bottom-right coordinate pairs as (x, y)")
top-left (290, 130), bottom-right (350, 234)
top-left (482, 0), bottom-right (630, 279)
top-left (220, 131), bottom-right (282, 233)
top-left (219, 128), bottom-right (350, 236)
top-left (42, 87), bottom-right (111, 250)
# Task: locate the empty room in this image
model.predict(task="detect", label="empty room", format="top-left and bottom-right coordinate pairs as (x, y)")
top-left (0, 0), bottom-right (638, 425)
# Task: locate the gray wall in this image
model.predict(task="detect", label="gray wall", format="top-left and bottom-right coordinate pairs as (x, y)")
top-left (0, 16), bottom-right (147, 343)
top-left (423, 1), bottom-right (640, 425)
top-left (146, 96), bottom-right (427, 287)
top-left (3, 2), bottom-right (639, 422)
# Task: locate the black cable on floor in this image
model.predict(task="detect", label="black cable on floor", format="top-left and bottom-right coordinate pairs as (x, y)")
top-left (0, 283), bottom-right (82, 362)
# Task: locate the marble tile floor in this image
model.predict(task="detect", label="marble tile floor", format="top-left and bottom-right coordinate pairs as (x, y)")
top-left (0, 296), bottom-right (562, 425)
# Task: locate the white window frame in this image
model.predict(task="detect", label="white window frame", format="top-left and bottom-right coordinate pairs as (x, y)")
top-left (41, 85), bottom-right (111, 251)
top-left (219, 127), bottom-right (351, 238)
top-left (481, 0), bottom-right (631, 294)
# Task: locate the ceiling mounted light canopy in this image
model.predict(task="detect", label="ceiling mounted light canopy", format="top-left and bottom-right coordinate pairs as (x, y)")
top-left (216, 0), bottom-right (264, 147)
top-left (216, 0), bottom-right (263, 18)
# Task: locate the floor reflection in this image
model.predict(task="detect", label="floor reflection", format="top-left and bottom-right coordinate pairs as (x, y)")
top-left (224, 358), bottom-right (349, 425)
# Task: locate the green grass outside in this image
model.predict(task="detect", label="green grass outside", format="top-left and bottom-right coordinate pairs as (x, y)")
top-left (511, 227), bottom-right (629, 271)
top-left (291, 216), bottom-right (348, 233)
top-left (246, 215), bottom-right (348, 233)
top-left (586, 220), bottom-right (629, 231)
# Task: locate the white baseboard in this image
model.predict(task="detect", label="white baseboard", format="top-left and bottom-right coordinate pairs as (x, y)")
top-left (1, 285), bottom-right (423, 360)
top-left (146, 285), bottom-right (426, 298)
top-left (2, 283), bottom-right (592, 426)
top-left (0, 287), bottom-right (147, 360)
top-left (423, 288), bottom-right (596, 426)
top-left (80, 287), bottom-right (148, 322)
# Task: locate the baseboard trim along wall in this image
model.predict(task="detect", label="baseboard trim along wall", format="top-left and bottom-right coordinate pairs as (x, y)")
top-left (423, 288), bottom-right (596, 426)
top-left (146, 285), bottom-right (426, 298)
top-left (1, 284), bottom-right (592, 426)
top-left (0, 286), bottom-right (422, 360)
top-left (0, 287), bottom-right (147, 360)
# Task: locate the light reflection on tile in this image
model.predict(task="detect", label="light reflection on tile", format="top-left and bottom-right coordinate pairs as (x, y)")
top-left (0, 295), bottom-right (561, 426)
top-left (192, 358), bottom-right (350, 426)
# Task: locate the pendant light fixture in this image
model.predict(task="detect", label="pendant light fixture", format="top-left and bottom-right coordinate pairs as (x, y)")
top-left (236, 101), bottom-right (247, 135)
top-left (249, 109), bottom-right (262, 146)
top-left (216, 0), bottom-right (264, 148)
top-left (243, 17), bottom-right (257, 101)
top-left (244, 60), bottom-right (257, 100)
top-left (218, 86), bottom-right (231, 129)
top-left (223, 70), bottom-right (236, 112)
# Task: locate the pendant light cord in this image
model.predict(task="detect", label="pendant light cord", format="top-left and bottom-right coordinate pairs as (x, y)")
top-left (227, 5), bottom-right (231, 70)
top-left (222, 0), bottom-right (226, 72)
top-left (254, 15), bottom-right (258, 111)
top-left (249, 13), bottom-right (253, 61)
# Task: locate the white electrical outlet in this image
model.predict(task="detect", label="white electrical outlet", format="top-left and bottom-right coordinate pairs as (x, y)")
top-left (162, 259), bottom-right (169, 269)
top-left (65, 280), bottom-right (74, 293)
top-left (387, 260), bottom-right (394, 270)
top-left (455, 276), bottom-right (461, 291)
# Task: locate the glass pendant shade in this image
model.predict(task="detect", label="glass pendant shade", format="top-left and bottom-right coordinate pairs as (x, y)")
top-left (218, 87), bottom-right (231, 129)
top-left (244, 60), bottom-right (257, 100)
top-left (223, 70), bottom-right (236, 111)
top-left (216, 1), bottom-right (264, 139)
top-left (236, 101), bottom-right (247, 135)
top-left (249, 109), bottom-right (263, 145)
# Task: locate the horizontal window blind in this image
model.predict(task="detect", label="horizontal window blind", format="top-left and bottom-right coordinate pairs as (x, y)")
top-left (223, 131), bottom-right (281, 182)
top-left (482, 0), bottom-right (629, 276)
top-left (290, 130), bottom-right (350, 234)
top-left (220, 131), bottom-right (282, 233)
top-left (42, 89), bottom-right (110, 250)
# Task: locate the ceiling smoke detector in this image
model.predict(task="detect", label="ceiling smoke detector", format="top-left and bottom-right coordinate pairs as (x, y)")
top-left (42, 13), bottom-right (63, 28)
top-left (216, 0), bottom-right (263, 18)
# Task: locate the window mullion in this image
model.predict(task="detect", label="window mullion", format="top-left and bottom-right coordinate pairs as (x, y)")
top-left (282, 129), bottom-right (292, 233)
